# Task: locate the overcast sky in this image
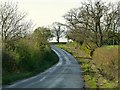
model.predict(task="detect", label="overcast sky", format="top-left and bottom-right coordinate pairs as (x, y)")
top-left (0, 0), bottom-right (119, 42)
top-left (1, 0), bottom-right (119, 28)
top-left (20, 0), bottom-right (83, 28)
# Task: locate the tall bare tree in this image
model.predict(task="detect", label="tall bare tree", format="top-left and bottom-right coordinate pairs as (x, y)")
top-left (51, 22), bottom-right (65, 43)
top-left (0, 2), bottom-right (32, 48)
top-left (64, 0), bottom-right (119, 47)
top-left (118, 1), bottom-right (120, 28)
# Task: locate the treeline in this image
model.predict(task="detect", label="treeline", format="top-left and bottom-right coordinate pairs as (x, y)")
top-left (51, 0), bottom-right (119, 50)
top-left (0, 2), bottom-right (58, 84)
top-left (64, 0), bottom-right (120, 48)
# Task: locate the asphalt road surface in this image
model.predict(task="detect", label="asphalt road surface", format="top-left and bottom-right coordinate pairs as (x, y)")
top-left (4, 46), bottom-right (84, 88)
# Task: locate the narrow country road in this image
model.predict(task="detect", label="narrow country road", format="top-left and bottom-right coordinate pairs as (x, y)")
top-left (4, 46), bottom-right (84, 88)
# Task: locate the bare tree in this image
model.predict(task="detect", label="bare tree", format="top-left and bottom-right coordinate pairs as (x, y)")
top-left (118, 1), bottom-right (120, 28)
top-left (51, 22), bottom-right (65, 43)
top-left (117, 1), bottom-right (120, 44)
top-left (64, 0), bottom-right (119, 47)
top-left (0, 2), bottom-right (33, 47)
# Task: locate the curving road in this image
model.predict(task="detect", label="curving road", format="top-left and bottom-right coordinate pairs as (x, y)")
top-left (4, 46), bottom-right (84, 88)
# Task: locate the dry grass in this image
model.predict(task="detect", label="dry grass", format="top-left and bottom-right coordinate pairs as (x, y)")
top-left (93, 45), bottom-right (118, 82)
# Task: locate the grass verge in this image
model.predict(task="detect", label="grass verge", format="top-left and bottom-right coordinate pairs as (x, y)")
top-left (57, 43), bottom-right (118, 88)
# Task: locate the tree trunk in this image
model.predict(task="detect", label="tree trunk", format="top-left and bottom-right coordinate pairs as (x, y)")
top-left (95, 23), bottom-right (99, 47)
top-left (98, 22), bottom-right (103, 47)
top-left (57, 37), bottom-right (59, 43)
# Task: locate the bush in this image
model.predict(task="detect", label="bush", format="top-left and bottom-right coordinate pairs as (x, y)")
top-left (2, 27), bottom-right (58, 85)
top-left (2, 50), bottom-right (18, 73)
